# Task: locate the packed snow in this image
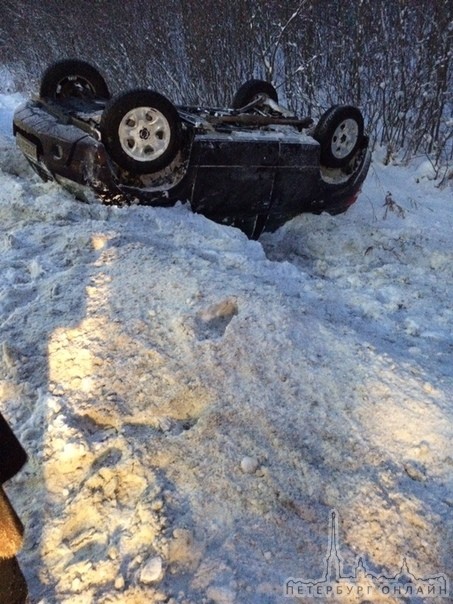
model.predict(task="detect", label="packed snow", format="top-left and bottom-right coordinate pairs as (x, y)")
top-left (0, 93), bottom-right (452, 603)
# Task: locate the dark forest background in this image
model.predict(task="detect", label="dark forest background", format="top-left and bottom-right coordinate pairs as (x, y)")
top-left (0, 0), bottom-right (452, 172)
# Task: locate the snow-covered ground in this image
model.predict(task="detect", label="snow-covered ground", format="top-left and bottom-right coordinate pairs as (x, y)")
top-left (0, 93), bottom-right (452, 603)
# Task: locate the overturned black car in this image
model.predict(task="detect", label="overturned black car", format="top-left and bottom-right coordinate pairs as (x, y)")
top-left (13, 59), bottom-right (371, 238)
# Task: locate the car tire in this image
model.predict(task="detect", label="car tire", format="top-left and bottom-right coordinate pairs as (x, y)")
top-left (100, 89), bottom-right (182, 174)
top-left (40, 59), bottom-right (110, 101)
top-left (313, 105), bottom-right (364, 168)
top-left (232, 79), bottom-right (278, 109)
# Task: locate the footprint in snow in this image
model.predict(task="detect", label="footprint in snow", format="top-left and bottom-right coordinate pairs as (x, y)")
top-left (195, 298), bottom-right (238, 341)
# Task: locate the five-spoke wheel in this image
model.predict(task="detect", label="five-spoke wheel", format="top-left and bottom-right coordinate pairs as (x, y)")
top-left (313, 105), bottom-right (364, 168)
top-left (100, 89), bottom-right (182, 173)
top-left (39, 59), bottom-right (110, 101)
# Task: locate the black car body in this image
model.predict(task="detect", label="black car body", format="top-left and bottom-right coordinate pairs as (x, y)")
top-left (13, 60), bottom-right (371, 238)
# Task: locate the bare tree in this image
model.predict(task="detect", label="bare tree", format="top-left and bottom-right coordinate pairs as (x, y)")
top-left (0, 0), bottom-right (451, 171)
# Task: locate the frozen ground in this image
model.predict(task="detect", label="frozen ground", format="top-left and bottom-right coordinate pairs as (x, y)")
top-left (0, 93), bottom-right (452, 603)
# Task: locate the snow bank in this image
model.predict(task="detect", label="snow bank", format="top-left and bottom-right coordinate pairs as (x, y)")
top-left (0, 97), bottom-right (451, 603)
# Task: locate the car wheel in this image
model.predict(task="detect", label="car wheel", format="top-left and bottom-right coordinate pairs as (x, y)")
top-left (40, 59), bottom-right (110, 101)
top-left (100, 89), bottom-right (182, 174)
top-left (232, 79), bottom-right (278, 109)
top-left (313, 105), bottom-right (364, 168)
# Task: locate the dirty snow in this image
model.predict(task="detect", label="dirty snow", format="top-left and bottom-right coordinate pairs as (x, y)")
top-left (0, 94), bottom-right (452, 603)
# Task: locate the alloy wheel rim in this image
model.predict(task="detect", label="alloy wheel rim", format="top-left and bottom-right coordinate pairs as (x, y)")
top-left (331, 118), bottom-right (359, 159)
top-left (118, 106), bottom-right (171, 162)
top-left (56, 76), bottom-right (95, 100)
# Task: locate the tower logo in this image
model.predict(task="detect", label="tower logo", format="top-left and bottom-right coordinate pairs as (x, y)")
top-left (284, 510), bottom-right (449, 599)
